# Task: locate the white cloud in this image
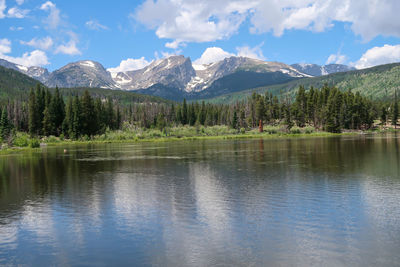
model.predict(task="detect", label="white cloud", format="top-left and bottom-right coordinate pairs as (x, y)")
top-left (20, 36), bottom-right (53, 50)
top-left (85, 20), bottom-right (109, 31)
top-left (194, 44), bottom-right (266, 65)
top-left (55, 40), bottom-right (80, 55)
top-left (236, 42), bottom-right (265, 60)
top-left (54, 32), bottom-right (81, 55)
top-left (7, 6), bottom-right (29, 18)
top-left (355, 44), bottom-right (400, 69)
top-left (0, 0), bottom-right (6, 19)
top-left (193, 47), bottom-right (234, 65)
top-left (16, 0), bottom-right (24, 5)
top-left (134, 0), bottom-right (400, 47)
top-left (9, 26), bottom-right (23, 31)
top-left (0, 38), bottom-right (49, 66)
top-left (107, 57), bottom-right (151, 73)
top-left (134, 0), bottom-right (252, 48)
top-left (0, 38), bottom-right (11, 54)
top-left (326, 53), bottom-right (347, 65)
top-left (40, 1), bottom-right (60, 29)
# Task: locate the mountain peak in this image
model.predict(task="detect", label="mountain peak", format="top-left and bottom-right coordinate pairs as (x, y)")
top-left (291, 63), bottom-right (355, 76)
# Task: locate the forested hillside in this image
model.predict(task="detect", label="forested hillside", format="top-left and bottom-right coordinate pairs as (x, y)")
top-left (207, 63), bottom-right (400, 104)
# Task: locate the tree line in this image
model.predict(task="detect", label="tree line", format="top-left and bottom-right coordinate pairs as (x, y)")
top-left (0, 84), bottom-right (399, 142)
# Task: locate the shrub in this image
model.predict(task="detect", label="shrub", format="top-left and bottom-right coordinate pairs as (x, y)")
top-left (240, 127), bottom-right (246, 134)
top-left (264, 125), bottom-right (279, 134)
top-left (290, 126), bottom-right (301, 134)
top-left (12, 132), bottom-right (30, 147)
top-left (29, 138), bottom-right (40, 148)
top-left (304, 126), bottom-right (315, 134)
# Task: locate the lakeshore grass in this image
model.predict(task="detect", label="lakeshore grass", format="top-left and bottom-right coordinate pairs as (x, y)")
top-left (0, 125), bottom-right (394, 154)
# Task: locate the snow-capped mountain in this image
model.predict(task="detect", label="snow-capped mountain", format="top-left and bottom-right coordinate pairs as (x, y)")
top-left (111, 55), bottom-right (196, 91)
top-left (188, 57), bottom-right (309, 93)
top-left (4, 56), bottom-right (358, 100)
top-left (0, 59), bottom-right (49, 83)
top-left (46, 60), bottom-right (115, 89)
top-left (291, 63), bottom-right (355, 76)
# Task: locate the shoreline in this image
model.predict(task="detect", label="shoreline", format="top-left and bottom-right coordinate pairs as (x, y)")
top-left (0, 129), bottom-right (387, 155)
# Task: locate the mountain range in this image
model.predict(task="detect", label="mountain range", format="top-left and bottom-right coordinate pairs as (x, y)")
top-left (0, 56), bottom-right (355, 100)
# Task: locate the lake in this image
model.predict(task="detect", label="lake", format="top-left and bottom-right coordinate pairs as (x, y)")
top-left (0, 134), bottom-right (399, 266)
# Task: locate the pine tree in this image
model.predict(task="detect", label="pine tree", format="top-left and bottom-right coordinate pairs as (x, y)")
top-left (198, 101), bottom-right (206, 125)
top-left (255, 97), bottom-right (265, 132)
top-left (182, 98), bottom-right (188, 125)
top-left (81, 90), bottom-right (96, 136)
top-left (231, 108), bottom-right (238, 129)
top-left (188, 103), bottom-right (196, 126)
top-left (0, 108), bottom-right (11, 140)
top-left (49, 87), bottom-right (65, 134)
top-left (28, 88), bottom-right (38, 136)
top-left (42, 106), bottom-right (52, 136)
top-left (71, 96), bottom-right (81, 139)
top-left (62, 96), bottom-right (73, 137)
top-left (380, 104), bottom-right (387, 126)
top-left (392, 90), bottom-right (399, 128)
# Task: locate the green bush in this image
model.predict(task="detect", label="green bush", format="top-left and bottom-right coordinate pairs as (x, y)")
top-left (12, 132), bottom-right (30, 147)
top-left (264, 125), bottom-right (280, 134)
top-left (290, 126), bottom-right (301, 134)
top-left (304, 126), bottom-right (315, 134)
top-left (240, 127), bottom-right (246, 134)
top-left (29, 138), bottom-right (40, 148)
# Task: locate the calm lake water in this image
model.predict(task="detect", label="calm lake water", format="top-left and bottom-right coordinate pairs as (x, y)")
top-left (0, 134), bottom-right (400, 266)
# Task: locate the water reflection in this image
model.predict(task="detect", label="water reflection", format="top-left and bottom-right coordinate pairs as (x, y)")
top-left (0, 134), bottom-right (399, 265)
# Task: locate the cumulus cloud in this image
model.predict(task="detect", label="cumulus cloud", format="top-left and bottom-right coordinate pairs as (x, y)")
top-left (133, 0), bottom-right (252, 48)
top-left (0, 38), bottom-right (11, 54)
top-left (194, 44), bottom-right (265, 65)
top-left (54, 32), bottom-right (81, 55)
top-left (55, 40), bottom-right (80, 55)
top-left (236, 42), bottom-right (265, 60)
top-left (326, 52), bottom-right (347, 65)
top-left (107, 57), bottom-right (151, 73)
top-left (134, 0), bottom-right (400, 47)
top-left (193, 47), bottom-right (234, 65)
top-left (7, 6), bottom-right (29, 18)
top-left (0, 38), bottom-right (49, 66)
top-left (85, 20), bottom-right (109, 31)
top-left (16, 0), bottom-right (24, 5)
top-left (40, 1), bottom-right (60, 29)
top-left (0, 0), bottom-right (6, 19)
top-left (20, 36), bottom-right (53, 50)
top-left (355, 44), bottom-right (400, 69)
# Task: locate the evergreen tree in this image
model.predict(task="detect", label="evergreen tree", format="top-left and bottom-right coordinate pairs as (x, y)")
top-left (71, 96), bottom-right (81, 139)
top-left (231, 109), bottom-right (238, 129)
top-left (28, 88), bottom-right (38, 136)
top-left (42, 106), bottom-right (53, 136)
top-left (62, 96), bottom-right (73, 137)
top-left (0, 108), bottom-right (11, 140)
top-left (182, 98), bottom-right (188, 125)
top-left (198, 101), bottom-right (206, 125)
top-left (392, 91), bottom-right (399, 128)
top-left (81, 90), bottom-right (96, 136)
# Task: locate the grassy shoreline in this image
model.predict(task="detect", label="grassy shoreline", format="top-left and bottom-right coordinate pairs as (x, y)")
top-left (0, 131), bottom-right (382, 155)
top-left (1, 125), bottom-right (397, 155)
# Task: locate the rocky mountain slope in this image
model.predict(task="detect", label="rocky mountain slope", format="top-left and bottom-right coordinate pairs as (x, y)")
top-left (0, 59), bottom-right (49, 83)
top-left (0, 57), bottom-right (357, 100)
top-left (46, 60), bottom-right (115, 89)
top-left (291, 63), bottom-right (355, 76)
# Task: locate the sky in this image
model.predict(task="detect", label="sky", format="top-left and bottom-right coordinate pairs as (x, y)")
top-left (1, 0), bottom-right (400, 72)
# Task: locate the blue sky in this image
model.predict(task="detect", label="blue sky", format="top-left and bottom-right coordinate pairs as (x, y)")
top-left (1, 0), bottom-right (400, 72)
